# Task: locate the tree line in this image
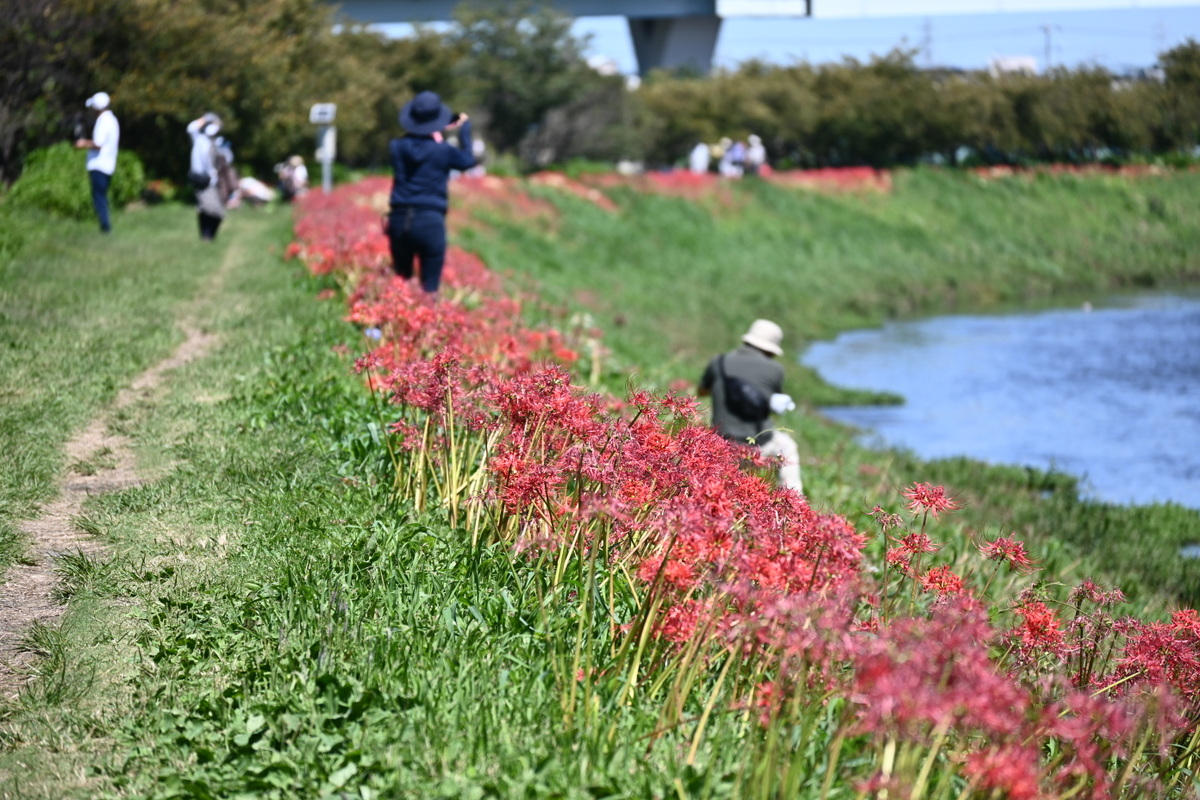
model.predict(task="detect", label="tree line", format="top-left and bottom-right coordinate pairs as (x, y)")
top-left (4, 0), bottom-right (1200, 185)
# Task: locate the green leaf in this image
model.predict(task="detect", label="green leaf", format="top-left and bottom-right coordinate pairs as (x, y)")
top-left (328, 762), bottom-right (358, 788)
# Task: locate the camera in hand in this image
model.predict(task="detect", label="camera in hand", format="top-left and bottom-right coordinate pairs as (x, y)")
top-left (66, 112), bottom-right (86, 141)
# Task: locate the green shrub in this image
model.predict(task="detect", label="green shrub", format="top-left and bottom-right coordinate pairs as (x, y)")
top-left (0, 207), bottom-right (25, 263)
top-left (7, 143), bottom-right (146, 220)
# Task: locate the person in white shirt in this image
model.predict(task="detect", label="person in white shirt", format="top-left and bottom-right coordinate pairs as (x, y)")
top-left (74, 92), bottom-right (120, 233)
top-left (746, 134), bottom-right (767, 176)
top-left (187, 113), bottom-right (226, 240)
top-left (289, 156), bottom-right (308, 195)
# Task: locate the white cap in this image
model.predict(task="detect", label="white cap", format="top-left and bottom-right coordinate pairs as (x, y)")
top-left (86, 92), bottom-right (110, 110)
top-left (203, 123), bottom-right (221, 137)
top-left (742, 319), bottom-right (784, 356)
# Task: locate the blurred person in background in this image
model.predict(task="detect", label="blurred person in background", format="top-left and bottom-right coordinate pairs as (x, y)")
top-left (214, 135), bottom-right (239, 208)
top-left (74, 92), bottom-right (120, 233)
top-left (746, 134), bottom-right (767, 176)
top-left (276, 155), bottom-right (308, 202)
top-left (187, 112), bottom-right (226, 241)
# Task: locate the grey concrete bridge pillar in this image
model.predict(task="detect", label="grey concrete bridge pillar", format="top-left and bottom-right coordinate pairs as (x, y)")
top-left (628, 15), bottom-right (722, 75)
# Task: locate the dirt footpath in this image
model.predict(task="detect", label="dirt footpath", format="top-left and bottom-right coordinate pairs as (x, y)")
top-left (0, 245), bottom-right (235, 700)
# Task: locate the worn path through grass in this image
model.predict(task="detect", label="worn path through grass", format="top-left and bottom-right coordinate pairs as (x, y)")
top-left (0, 203), bottom-right (351, 796)
top-left (0, 226), bottom-right (239, 698)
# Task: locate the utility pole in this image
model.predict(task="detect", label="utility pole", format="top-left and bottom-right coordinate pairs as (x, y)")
top-left (922, 18), bottom-right (933, 67)
top-left (1041, 24), bottom-right (1060, 74)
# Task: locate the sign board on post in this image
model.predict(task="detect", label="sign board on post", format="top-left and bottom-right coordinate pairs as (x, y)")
top-left (309, 103), bottom-right (337, 125)
top-left (309, 103), bottom-right (337, 194)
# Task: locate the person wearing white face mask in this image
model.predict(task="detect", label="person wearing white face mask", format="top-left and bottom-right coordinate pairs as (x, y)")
top-left (74, 92), bottom-right (120, 233)
top-left (186, 113), bottom-right (227, 241)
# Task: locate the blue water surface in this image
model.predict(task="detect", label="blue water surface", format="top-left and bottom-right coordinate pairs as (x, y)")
top-left (802, 291), bottom-right (1200, 509)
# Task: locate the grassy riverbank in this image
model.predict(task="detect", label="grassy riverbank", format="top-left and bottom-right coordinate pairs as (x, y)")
top-left (0, 202), bottom-right (370, 795)
top-left (460, 168), bottom-right (1200, 608)
top-left (463, 168), bottom-right (1200, 403)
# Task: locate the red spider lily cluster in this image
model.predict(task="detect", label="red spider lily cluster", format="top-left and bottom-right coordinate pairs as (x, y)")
top-left (289, 178), bottom-right (1200, 798)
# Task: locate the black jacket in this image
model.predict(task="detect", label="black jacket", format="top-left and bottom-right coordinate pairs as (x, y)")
top-left (387, 122), bottom-right (475, 213)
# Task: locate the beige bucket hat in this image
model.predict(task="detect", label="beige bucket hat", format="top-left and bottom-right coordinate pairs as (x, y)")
top-left (742, 319), bottom-right (783, 356)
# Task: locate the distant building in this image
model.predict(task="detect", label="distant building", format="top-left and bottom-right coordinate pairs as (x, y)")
top-left (588, 56), bottom-right (621, 76)
top-left (1111, 66), bottom-right (1166, 89)
top-left (988, 55), bottom-right (1038, 78)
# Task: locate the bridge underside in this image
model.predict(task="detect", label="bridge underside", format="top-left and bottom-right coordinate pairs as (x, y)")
top-left (628, 16), bottom-right (723, 75)
top-left (333, 1), bottom-right (809, 74)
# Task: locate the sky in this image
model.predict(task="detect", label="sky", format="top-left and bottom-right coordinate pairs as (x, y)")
top-left (570, 4), bottom-right (1200, 74)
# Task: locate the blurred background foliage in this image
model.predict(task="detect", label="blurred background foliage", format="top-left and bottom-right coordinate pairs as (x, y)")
top-left (6, 142), bottom-right (145, 218)
top-left (3, 0), bottom-right (1200, 188)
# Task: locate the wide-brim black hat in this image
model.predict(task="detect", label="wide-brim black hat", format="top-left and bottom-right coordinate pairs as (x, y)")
top-left (400, 91), bottom-right (453, 135)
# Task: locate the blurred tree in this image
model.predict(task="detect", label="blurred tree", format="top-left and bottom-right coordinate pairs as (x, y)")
top-left (2, 2), bottom-right (1194, 184)
top-left (809, 50), bottom-right (934, 166)
top-left (363, 27), bottom-right (466, 167)
top-left (0, 0), bottom-right (118, 182)
top-left (448, 2), bottom-right (598, 155)
top-left (518, 74), bottom-right (640, 166)
top-left (1159, 38), bottom-right (1200, 149)
top-left (89, 0), bottom-right (353, 177)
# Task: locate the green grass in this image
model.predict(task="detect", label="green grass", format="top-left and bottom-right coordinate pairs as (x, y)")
top-left (0, 201), bottom-right (260, 572)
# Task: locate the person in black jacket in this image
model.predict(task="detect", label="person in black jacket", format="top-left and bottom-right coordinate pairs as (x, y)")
top-left (386, 91), bottom-right (475, 294)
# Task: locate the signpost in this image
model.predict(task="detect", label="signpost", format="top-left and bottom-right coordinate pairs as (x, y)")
top-left (309, 103), bottom-right (337, 194)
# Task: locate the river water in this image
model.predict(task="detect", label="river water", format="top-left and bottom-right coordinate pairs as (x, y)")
top-left (801, 291), bottom-right (1200, 509)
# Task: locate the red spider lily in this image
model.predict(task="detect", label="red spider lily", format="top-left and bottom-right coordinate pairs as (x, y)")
top-left (889, 530), bottom-right (941, 556)
top-left (1069, 578), bottom-right (1126, 608)
top-left (1010, 600), bottom-right (1067, 658)
top-left (979, 535), bottom-right (1039, 573)
top-left (1039, 687), bottom-right (1145, 798)
top-left (867, 504), bottom-right (904, 532)
top-left (919, 565), bottom-right (965, 596)
top-left (1109, 614), bottom-right (1200, 708)
top-left (901, 482), bottom-right (961, 519)
top-left (852, 600), bottom-right (1034, 737)
top-left (961, 745), bottom-right (1044, 800)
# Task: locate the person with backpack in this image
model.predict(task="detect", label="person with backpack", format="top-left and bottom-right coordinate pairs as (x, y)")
top-left (698, 319), bottom-right (803, 493)
top-left (187, 112), bottom-right (226, 241)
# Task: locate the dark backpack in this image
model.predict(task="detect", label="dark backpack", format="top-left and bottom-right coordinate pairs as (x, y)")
top-left (717, 354), bottom-right (770, 422)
